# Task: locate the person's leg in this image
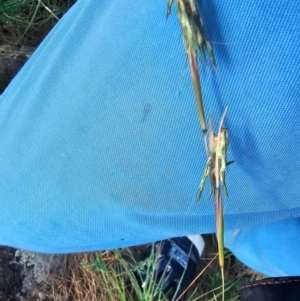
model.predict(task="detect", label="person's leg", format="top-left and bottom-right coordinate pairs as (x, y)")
top-left (225, 218), bottom-right (300, 276)
top-left (1, 0), bottom-right (300, 254)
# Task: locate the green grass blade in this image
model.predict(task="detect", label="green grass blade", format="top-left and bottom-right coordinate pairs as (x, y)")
top-left (216, 190), bottom-right (225, 301)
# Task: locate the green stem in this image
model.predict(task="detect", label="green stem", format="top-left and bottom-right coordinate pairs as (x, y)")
top-left (216, 189), bottom-right (225, 301)
top-left (187, 49), bottom-right (208, 154)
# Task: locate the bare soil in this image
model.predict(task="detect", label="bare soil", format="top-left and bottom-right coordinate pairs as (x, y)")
top-left (0, 247), bottom-right (22, 301)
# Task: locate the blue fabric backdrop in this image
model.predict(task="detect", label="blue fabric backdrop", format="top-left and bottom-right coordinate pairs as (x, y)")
top-left (0, 0), bottom-right (299, 274)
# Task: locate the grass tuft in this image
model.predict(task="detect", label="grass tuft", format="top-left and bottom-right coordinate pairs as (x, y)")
top-left (0, 0), bottom-right (75, 46)
top-left (41, 237), bottom-right (255, 301)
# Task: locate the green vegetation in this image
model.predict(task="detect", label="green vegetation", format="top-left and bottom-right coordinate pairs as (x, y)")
top-left (46, 243), bottom-right (247, 301)
top-left (0, 0), bottom-right (75, 45)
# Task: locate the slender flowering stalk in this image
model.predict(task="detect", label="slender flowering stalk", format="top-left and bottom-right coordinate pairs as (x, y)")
top-left (195, 108), bottom-right (231, 301)
top-left (166, 3), bottom-right (232, 301)
top-left (167, 0), bottom-right (216, 154)
top-left (214, 108), bottom-right (228, 301)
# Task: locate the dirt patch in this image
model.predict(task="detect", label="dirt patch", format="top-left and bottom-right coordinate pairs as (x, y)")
top-left (0, 45), bottom-right (34, 93)
top-left (0, 247), bottom-right (66, 301)
top-left (0, 247), bottom-right (22, 301)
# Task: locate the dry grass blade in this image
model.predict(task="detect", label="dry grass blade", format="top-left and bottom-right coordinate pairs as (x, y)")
top-left (45, 251), bottom-right (123, 301)
top-left (175, 253), bottom-right (219, 301)
top-left (38, 0), bottom-right (59, 21)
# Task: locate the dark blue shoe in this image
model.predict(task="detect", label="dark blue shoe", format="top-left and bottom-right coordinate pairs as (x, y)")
top-left (135, 235), bottom-right (204, 301)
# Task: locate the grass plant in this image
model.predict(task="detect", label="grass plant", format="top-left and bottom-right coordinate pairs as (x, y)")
top-left (0, 0), bottom-right (75, 45)
top-left (44, 241), bottom-right (249, 301)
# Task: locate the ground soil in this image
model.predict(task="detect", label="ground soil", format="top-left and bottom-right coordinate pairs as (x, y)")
top-left (0, 247), bottom-right (22, 301)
